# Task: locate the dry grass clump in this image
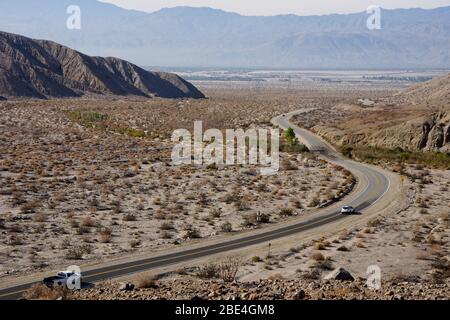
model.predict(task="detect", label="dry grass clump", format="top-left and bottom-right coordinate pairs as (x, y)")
top-left (311, 252), bottom-right (325, 261)
top-left (134, 273), bottom-right (157, 289)
top-left (23, 284), bottom-right (72, 300)
top-left (99, 227), bottom-right (113, 243)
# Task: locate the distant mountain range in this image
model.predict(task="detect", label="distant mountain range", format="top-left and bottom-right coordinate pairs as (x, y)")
top-left (0, 31), bottom-right (205, 100)
top-left (0, 1), bottom-right (449, 69)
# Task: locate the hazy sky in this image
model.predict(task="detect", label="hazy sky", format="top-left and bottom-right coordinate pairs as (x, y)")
top-left (100, 0), bottom-right (450, 16)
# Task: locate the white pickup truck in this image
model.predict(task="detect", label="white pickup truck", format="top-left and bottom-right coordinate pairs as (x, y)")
top-left (43, 271), bottom-right (82, 289)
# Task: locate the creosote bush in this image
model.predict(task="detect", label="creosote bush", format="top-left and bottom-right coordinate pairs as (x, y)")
top-left (197, 257), bottom-right (242, 283)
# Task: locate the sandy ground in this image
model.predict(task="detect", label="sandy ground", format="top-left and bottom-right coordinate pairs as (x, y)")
top-left (0, 89), bottom-right (359, 281)
top-left (234, 165), bottom-right (449, 285)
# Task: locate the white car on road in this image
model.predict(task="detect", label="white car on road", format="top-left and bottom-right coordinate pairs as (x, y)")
top-left (341, 206), bottom-right (356, 215)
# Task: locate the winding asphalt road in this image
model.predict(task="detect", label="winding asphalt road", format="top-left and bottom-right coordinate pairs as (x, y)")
top-left (0, 110), bottom-right (393, 300)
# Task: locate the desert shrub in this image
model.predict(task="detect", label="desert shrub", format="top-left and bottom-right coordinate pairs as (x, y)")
top-left (20, 200), bottom-right (40, 214)
top-left (99, 227), bottom-right (112, 243)
top-left (197, 257), bottom-right (241, 282)
top-left (367, 218), bottom-right (383, 228)
top-left (123, 213), bottom-right (137, 221)
top-left (241, 215), bottom-right (254, 227)
top-left (314, 242), bottom-right (327, 250)
top-left (206, 163), bottom-right (218, 170)
top-left (431, 257), bottom-right (450, 283)
top-left (314, 259), bottom-right (334, 271)
top-left (66, 245), bottom-right (92, 260)
top-left (99, 233), bottom-right (112, 244)
top-left (112, 201), bottom-right (122, 214)
top-left (217, 257), bottom-right (241, 283)
top-left (23, 284), bottom-right (72, 300)
top-left (82, 216), bottom-right (96, 227)
top-left (292, 200), bottom-right (303, 209)
top-left (64, 110), bottom-right (108, 128)
top-left (11, 191), bottom-right (26, 206)
top-left (129, 239), bottom-right (141, 248)
top-left (220, 221), bottom-right (233, 233)
top-left (284, 127), bottom-right (296, 145)
top-left (161, 231), bottom-right (173, 239)
top-left (134, 274), bottom-right (157, 288)
top-left (280, 159), bottom-right (298, 171)
top-left (122, 128), bottom-right (146, 138)
top-left (197, 264), bottom-right (219, 279)
top-left (417, 198), bottom-right (428, 208)
top-left (308, 197), bottom-right (320, 207)
top-left (183, 228), bottom-right (201, 239)
top-left (235, 196), bottom-right (250, 211)
top-left (209, 208), bottom-right (222, 219)
top-left (257, 213), bottom-right (270, 224)
top-left (76, 226), bottom-right (91, 235)
top-left (311, 252), bottom-right (325, 261)
top-left (251, 256), bottom-right (262, 263)
top-left (337, 245), bottom-right (349, 252)
top-left (6, 235), bottom-right (23, 245)
top-left (281, 143), bottom-right (309, 153)
top-left (32, 213), bottom-right (48, 222)
top-left (289, 247), bottom-right (300, 253)
top-left (160, 222), bottom-right (175, 230)
top-left (340, 145), bottom-right (354, 158)
top-left (8, 223), bottom-right (23, 233)
top-left (279, 208), bottom-right (293, 217)
top-left (154, 209), bottom-right (166, 220)
top-left (300, 268), bottom-right (321, 280)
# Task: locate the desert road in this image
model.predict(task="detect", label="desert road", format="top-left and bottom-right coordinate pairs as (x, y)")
top-left (0, 110), bottom-right (395, 300)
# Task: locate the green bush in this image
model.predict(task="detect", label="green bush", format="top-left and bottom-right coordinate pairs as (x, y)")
top-left (341, 145), bottom-right (450, 170)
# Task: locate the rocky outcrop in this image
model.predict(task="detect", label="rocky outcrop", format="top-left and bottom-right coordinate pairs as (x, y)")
top-left (314, 110), bottom-right (450, 152)
top-left (0, 31), bottom-right (205, 100)
top-left (368, 111), bottom-right (450, 152)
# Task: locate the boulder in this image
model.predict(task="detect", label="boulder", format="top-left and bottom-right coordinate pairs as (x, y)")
top-left (324, 267), bottom-right (355, 282)
top-left (293, 289), bottom-right (306, 300)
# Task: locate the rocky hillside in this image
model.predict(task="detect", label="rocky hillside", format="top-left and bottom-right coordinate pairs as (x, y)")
top-left (400, 73), bottom-right (450, 105)
top-left (314, 109), bottom-right (450, 153)
top-left (364, 74), bottom-right (450, 152)
top-left (301, 73), bottom-right (450, 153)
top-left (0, 31), bottom-right (205, 99)
top-left (369, 111), bottom-right (450, 152)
